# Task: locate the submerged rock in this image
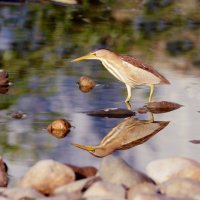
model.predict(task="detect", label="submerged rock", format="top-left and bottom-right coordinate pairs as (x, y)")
top-left (47, 119), bottom-right (71, 138)
top-left (146, 157), bottom-right (200, 183)
top-left (99, 155), bottom-right (153, 188)
top-left (11, 111), bottom-right (27, 119)
top-left (20, 160), bottom-right (75, 195)
top-left (78, 76), bottom-right (95, 93)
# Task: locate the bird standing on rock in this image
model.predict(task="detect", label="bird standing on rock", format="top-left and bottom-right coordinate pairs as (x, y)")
top-left (72, 49), bottom-right (170, 103)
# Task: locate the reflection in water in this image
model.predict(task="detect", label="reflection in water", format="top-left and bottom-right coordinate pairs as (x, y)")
top-left (73, 117), bottom-right (169, 157)
top-left (137, 101), bottom-right (183, 114)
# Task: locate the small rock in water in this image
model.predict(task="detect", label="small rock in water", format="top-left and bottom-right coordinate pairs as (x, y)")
top-left (189, 139), bottom-right (200, 144)
top-left (0, 158), bottom-right (8, 187)
top-left (99, 155), bottom-right (153, 188)
top-left (159, 178), bottom-right (200, 199)
top-left (82, 180), bottom-right (126, 200)
top-left (146, 157), bottom-right (200, 183)
top-left (20, 160), bottom-right (75, 195)
top-left (47, 119), bottom-right (71, 138)
top-left (78, 76), bottom-right (95, 93)
top-left (0, 69), bottom-right (9, 79)
top-left (11, 111), bottom-right (26, 119)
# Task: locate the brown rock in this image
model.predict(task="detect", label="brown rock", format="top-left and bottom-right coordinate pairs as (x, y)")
top-left (20, 160), bottom-right (75, 195)
top-left (146, 157), bottom-right (200, 183)
top-left (128, 182), bottom-right (157, 200)
top-left (67, 164), bottom-right (97, 180)
top-left (0, 158), bottom-right (8, 187)
top-left (11, 111), bottom-right (26, 119)
top-left (159, 178), bottom-right (200, 199)
top-left (47, 119), bottom-right (71, 138)
top-left (78, 76), bottom-right (95, 92)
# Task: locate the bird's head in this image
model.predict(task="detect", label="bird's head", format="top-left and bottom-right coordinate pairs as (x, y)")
top-left (71, 49), bottom-right (116, 62)
top-left (72, 143), bottom-right (111, 157)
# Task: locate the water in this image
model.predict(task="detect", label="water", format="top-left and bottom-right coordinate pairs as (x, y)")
top-left (0, 0), bottom-right (200, 184)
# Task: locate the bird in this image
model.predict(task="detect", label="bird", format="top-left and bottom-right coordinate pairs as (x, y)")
top-left (71, 49), bottom-right (170, 103)
top-left (72, 117), bottom-right (169, 157)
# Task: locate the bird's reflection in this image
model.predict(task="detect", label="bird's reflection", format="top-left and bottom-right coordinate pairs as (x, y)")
top-left (73, 116), bottom-right (169, 157)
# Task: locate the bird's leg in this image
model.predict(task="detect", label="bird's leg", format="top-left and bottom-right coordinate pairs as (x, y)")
top-left (125, 84), bottom-right (132, 103)
top-left (148, 84), bottom-right (154, 102)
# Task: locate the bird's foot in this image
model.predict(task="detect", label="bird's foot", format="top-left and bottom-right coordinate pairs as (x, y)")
top-left (125, 101), bottom-right (132, 110)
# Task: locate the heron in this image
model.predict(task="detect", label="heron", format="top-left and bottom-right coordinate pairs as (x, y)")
top-left (72, 49), bottom-right (170, 103)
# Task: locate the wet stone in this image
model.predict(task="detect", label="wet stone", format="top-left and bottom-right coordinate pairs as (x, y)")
top-left (146, 157), bottom-right (200, 183)
top-left (11, 111), bottom-right (26, 119)
top-left (47, 119), bottom-right (71, 138)
top-left (99, 155), bottom-right (153, 188)
top-left (20, 160), bottom-right (75, 195)
top-left (78, 76), bottom-right (95, 93)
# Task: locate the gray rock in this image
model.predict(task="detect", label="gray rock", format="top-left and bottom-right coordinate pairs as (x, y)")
top-left (37, 194), bottom-right (70, 200)
top-left (20, 160), bottom-right (75, 195)
top-left (159, 178), bottom-right (200, 200)
top-left (146, 157), bottom-right (200, 183)
top-left (99, 155), bottom-right (152, 188)
top-left (132, 193), bottom-right (191, 200)
top-left (0, 187), bottom-right (44, 200)
top-left (83, 180), bottom-right (126, 200)
top-left (128, 182), bottom-right (158, 200)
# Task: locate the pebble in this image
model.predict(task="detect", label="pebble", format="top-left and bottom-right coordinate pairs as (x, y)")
top-left (128, 182), bottom-right (158, 200)
top-left (0, 187), bottom-right (44, 200)
top-left (146, 157), bottom-right (200, 183)
top-left (78, 76), bottom-right (95, 93)
top-left (47, 119), bottom-right (71, 138)
top-left (99, 155), bottom-right (153, 188)
top-left (82, 180), bottom-right (126, 200)
top-left (159, 178), bottom-right (200, 199)
top-left (20, 160), bottom-right (75, 195)
top-left (11, 111), bottom-right (26, 119)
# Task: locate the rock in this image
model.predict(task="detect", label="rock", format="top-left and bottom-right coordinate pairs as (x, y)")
top-left (0, 158), bottom-right (8, 187)
top-left (47, 119), bottom-right (71, 138)
top-left (67, 164), bottom-right (97, 180)
top-left (159, 178), bottom-right (200, 199)
top-left (54, 176), bottom-right (100, 194)
top-left (37, 194), bottom-right (70, 200)
top-left (11, 111), bottom-right (27, 119)
top-left (0, 70), bottom-right (8, 79)
top-left (146, 157), bottom-right (200, 183)
top-left (132, 193), bottom-right (190, 200)
top-left (128, 182), bottom-right (158, 200)
top-left (83, 180), bottom-right (126, 200)
top-left (99, 155), bottom-right (153, 188)
top-left (20, 160), bottom-right (75, 195)
top-left (78, 76), bottom-right (95, 93)
top-left (0, 187), bottom-right (44, 200)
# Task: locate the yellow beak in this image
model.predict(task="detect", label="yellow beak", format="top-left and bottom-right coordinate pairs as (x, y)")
top-left (72, 143), bottom-right (95, 152)
top-left (71, 54), bottom-right (96, 62)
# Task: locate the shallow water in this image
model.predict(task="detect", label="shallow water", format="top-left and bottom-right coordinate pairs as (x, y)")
top-left (0, 0), bottom-right (200, 184)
